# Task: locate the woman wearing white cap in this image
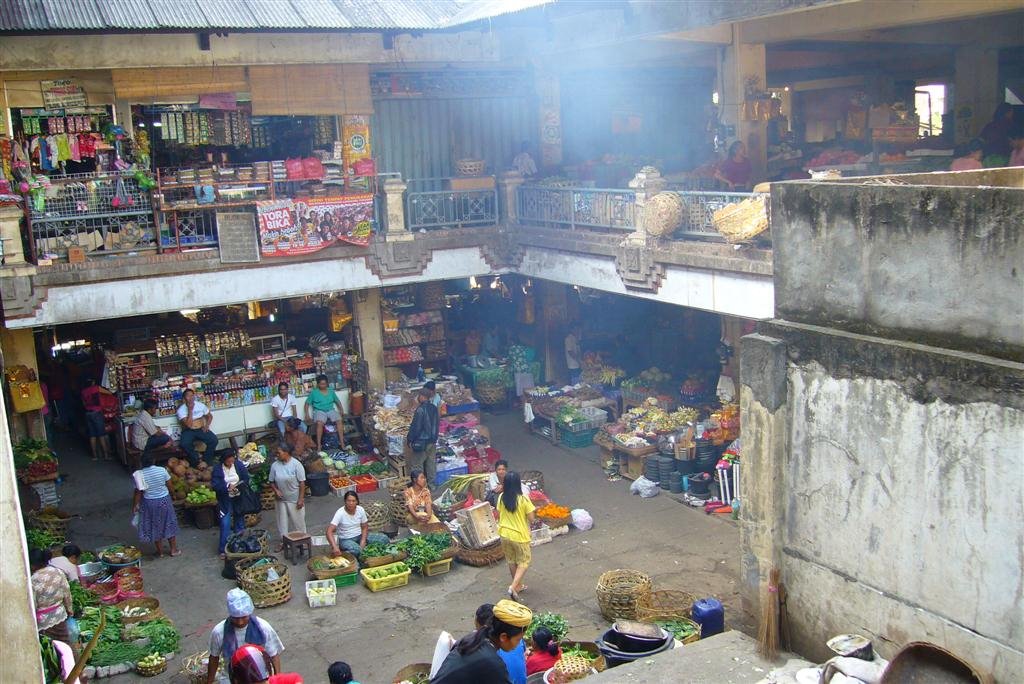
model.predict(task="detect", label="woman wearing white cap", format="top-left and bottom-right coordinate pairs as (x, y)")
top-left (206, 588), bottom-right (284, 684)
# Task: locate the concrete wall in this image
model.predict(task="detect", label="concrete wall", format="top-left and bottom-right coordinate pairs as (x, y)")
top-left (771, 180), bottom-right (1024, 362)
top-left (740, 323), bottom-right (1024, 681)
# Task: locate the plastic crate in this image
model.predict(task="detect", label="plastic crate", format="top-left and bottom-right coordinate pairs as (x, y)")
top-left (423, 557), bottom-right (453, 577)
top-left (530, 523), bottom-right (552, 547)
top-left (556, 427), bottom-right (598, 448)
top-left (333, 572), bottom-right (358, 588)
top-left (557, 406), bottom-right (608, 433)
top-left (352, 475), bottom-right (378, 493)
top-left (360, 561), bottom-right (411, 592)
top-left (435, 465), bottom-right (468, 487)
top-left (331, 481), bottom-right (356, 498)
top-left (305, 579), bottom-right (337, 607)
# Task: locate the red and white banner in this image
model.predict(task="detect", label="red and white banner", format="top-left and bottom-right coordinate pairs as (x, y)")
top-left (257, 194), bottom-right (374, 256)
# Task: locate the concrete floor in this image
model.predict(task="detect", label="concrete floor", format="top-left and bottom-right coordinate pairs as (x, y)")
top-left (48, 408), bottom-right (750, 682)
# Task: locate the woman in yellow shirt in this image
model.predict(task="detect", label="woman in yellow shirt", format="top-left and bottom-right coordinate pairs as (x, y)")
top-left (497, 471), bottom-right (536, 601)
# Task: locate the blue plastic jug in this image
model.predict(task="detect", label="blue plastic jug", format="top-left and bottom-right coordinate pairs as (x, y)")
top-left (691, 597), bottom-right (725, 638)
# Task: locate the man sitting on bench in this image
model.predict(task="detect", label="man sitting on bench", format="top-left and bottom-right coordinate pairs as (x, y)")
top-left (177, 388), bottom-right (219, 466)
top-left (132, 398), bottom-right (176, 456)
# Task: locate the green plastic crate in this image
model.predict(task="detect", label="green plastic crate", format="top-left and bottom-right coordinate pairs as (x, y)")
top-left (334, 572), bottom-right (358, 588)
top-left (556, 427), bottom-right (598, 448)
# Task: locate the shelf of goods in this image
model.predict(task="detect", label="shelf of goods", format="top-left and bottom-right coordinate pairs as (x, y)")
top-left (382, 307), bottom-right (447, 368)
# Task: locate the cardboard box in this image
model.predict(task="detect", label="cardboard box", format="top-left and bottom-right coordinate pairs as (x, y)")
top-left (67, 246), bottom-right (86, 263)
top-left (446, 176), bottom-right (495, 191)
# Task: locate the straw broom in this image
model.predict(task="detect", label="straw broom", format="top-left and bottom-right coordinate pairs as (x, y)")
top-left (757, 567), bottom-right (781, 660)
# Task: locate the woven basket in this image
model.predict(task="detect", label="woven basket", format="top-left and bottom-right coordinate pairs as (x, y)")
top-left (233, 556), bottom-right (278, 588)
top-left (712, 195), bottom-right (769, 243)
top-left (476, 383), bottom-right (507, 405)
top-left (365, 501), bottom-right (391, 533)
top-left (238, 560), bottom-right (292, 608)
top-left (260, 485), bottom-right (276, 511)
top-left (558, 641), bottom-right (607, 672)
top-left (174, 501), bottom-right (190, 527)
top-left (181, 651), bottom-right (220, 684)
top-left (387, 478), bottom-right (409, 498)
top-left (307, 553), bottom-right (358, 580)
top-left (28, 509), bottom-right (73, 539)
top-left (390, 498), bottom-right (409, 527)
top-left (635, 589), bottom-right (697, 622)
top-left (538, 514), bottom-right (573, 529)
top-left (595, 569), bottom-right (652, 621)
top-left (454, 538), bottom-right (504, 567)
top-left (244, 513), bottom-right (261, 528)
top-left (225, 529), bottom-right (270, 562)
top-left (521, 470), bottom-right (545, 492)
top-left (455, 159), bottom-right (485, 176)
top-left (655, 616), bottom-right (702, 645)
top-left (393, 663), bottom-right (432, 684)
top-left (361, 550), bottom-right (408, 568)
top-left (136, 656), bottom-right (167, 677)
top-left (115, 597), bottom-right (163, 624)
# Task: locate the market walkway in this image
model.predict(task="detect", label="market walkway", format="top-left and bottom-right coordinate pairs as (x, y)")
top-left (52, 409), bottom-right (749, 682)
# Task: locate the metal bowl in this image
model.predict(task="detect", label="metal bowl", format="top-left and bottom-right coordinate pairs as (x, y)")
top-left (78, 561), bottom-right (105, 581)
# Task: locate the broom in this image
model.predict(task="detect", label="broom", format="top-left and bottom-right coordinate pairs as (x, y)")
top-left (757, 566), bottom-right (781, 660)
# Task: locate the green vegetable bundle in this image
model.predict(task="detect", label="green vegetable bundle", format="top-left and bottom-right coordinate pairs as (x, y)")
top-left (39, 636), bottom-right (61, 684)
top-left (360, 541), bottom-right (401, 559)
top-left (26, 528), bottom-right (61, 551)
top-left (185, 485), bottom-right (216, 505)
top-left (126, 618), bottom-right (180, 656)
top-left (656, 619), bottom-right (699, 641)
top-left (70, 581), bottom-right (98, 615)
top-left (13, 438), bottom-right (53, 470)
top-left (395, 533), bottom-right (451, 572)
top-left (525, 612), bottom-right (569, 641)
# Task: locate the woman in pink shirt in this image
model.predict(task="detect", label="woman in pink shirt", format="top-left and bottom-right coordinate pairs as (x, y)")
top-left (1008, 128), bottom-right (1024, 167)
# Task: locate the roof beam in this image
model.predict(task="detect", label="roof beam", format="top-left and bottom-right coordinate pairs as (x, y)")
top-left (739, 0), bottom-right (1024, 44)
top-left (803, 12), bottom-right (1024, 46)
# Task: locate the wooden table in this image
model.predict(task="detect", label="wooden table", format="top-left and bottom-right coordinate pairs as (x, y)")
top-left (597, 441), bottom-right (659, 480)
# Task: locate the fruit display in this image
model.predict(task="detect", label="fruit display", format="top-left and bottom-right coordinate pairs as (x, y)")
top-left (13, 438), bottom-right (58, 480)
top-left (100, 545), bottom-right (142, 564)
top-left (167, 459), bottom-right (217, 502)
top-left (362, 562), bottom-right (408, 580)
top-left (237, 442), bottom-right (265, 468)
top-left (579, 352), bottom-right (625, 386)
top-left (136, 653), bottom-right (165, 669)
top-left (622, 398), bottom-right (697, 436)
top-left (185, 486), bottom-right (216, 506)
top-left (329, 475), bottom-right (353, 489)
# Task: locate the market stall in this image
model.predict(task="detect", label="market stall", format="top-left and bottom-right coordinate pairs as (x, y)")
top-left (525, 384), bottom-right (620, 448)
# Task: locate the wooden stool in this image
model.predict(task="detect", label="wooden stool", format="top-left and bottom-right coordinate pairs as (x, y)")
top-left (282, 532), bottom-right (312, 566)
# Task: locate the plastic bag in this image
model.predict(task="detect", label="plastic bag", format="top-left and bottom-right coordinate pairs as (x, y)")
top-left (429, 631), bottom-right (456, 678)
top-left (285, 158), bottom-right (305, 179)
top-left (523, 402), bottom-right (535, 423)
top-left (302, 156), bottom-right (325, 179)
top-left (571, 509), bottom-right (593, 531)
top-left (630, 476), bottom-right (660, 498)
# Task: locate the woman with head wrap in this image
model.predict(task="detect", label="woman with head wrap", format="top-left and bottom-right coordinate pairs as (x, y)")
top-left (206, 589), bottom-right (284, 684)
top-left (431, 599), bottom-right (532, 684)
top-left (229, 644), bottom-right (303, 684)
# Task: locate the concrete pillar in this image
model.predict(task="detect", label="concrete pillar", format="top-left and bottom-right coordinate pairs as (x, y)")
top-left (353, 289), bottom-right (386, 390)
top-left (0, 327), bottom-right (45, 443)
top-left (537, 280), bottom-right (570, 383)
top-left (0, 205), bottom-right (26, 265)
top-left (954, 46), bottom-right (1000, 144)
top-left (536, 72), bottom-right (563, 169)
top-left (497, 170), bottom-right (525, 224)
top-left (625, 167), bottom-right (666, 244)
top-left (382, 177), bottom-right (410, 240)
top-left (722, 28), bottom-right (768, 182)
top-left (737, 332), bottom-right (789, 627)
top-left (0, 390), bottom-right (45, 683)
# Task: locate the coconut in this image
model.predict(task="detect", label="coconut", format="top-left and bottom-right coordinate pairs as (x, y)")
top-left (172, 464), bottom-right (188, 477)
top-left (196, 461), bottom-right (208, 471)
top-left (167, 457), bottom-right (180, 469)
top-left (200, 471), bottom-right (212, 482)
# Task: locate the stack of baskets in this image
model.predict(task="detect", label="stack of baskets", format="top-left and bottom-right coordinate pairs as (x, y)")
top-left (595, 569), bottom-right (652, 621)
top-left (453, 537), bottom-right (504, 567)
top-left (364, 500), bottom-right (391, 533)
top-left (635, 589), bottom-right (701, 644)
top-left (238, 559), bottom-right (292, 608)
top-left (475, 379), bottom-right (507, 406)
top-left (387, 479), bottom-right (409, 527)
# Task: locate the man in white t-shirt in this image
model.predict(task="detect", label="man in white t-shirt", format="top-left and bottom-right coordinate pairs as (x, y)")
top-left (564, 322), bottom-right (582, 385)
top-left (326, 491), bottom-right (390, 557)
top-left (177, 388), bottom-right (219, 466)
top-left (269, 382), bottom-right (303, 435)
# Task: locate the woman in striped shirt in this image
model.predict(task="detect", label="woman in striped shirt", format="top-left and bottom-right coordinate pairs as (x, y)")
top-left (131, 451), bottom-right (181, 557)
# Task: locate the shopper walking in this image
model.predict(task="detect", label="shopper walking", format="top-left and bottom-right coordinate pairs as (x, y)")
top-left (269, 447), bottom-right (306, 549)
top-left (407, 388), bottom-right (439, 487)
top-left (30, 548), bottom-right (79, 659)
top-left (496, 471), bottom-right (536, 602)
top-left (211, 452), bottom-right (252, 559)
top-left (131, 451), bottom-right (181, 558)
top-left (80, 377), bottom-right (112, 461)
top-left (206, 588), bottom-right (284, 684)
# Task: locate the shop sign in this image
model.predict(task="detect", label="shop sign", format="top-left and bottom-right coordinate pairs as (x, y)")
top-left (257, 194), bottom-right (374, 256)
top-left (40, 79), bottom-right (87, 110)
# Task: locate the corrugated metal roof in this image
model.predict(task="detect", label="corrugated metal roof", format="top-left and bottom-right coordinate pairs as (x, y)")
top-left (0, 0), bottom-right (554, 33)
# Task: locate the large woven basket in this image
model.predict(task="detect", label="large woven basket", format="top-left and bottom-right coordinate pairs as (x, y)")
top-left (558, 641), bottom-right (607, 672)
top-left (476, 383), bottom-right (507, 405)
top-left (233, 556), bottom-right (278, 588)
top-left (136, 656), bottom-right (167, 677)
top-left (224, 529), bottom-right (270, 562)
top-left (387, 478), bottom-right (409, 498)
top-left (454, 538), bottom-right (504, 567)
top-left (307, 552), bottom-right (358, 580)
top-left (390, 498), bottom-right (409, 527)
top-left (595, 569), bottom-right (652, 621)
top-left (455, 159), bottom-right (485, 176)
top-left (635, 589), bottom-right (697, 622)
top-left (654, 616), bottom-right (702, 645)
top-left (260, 485), bottom-right (276, 511)
top-left (28, 509), bottom-right (73, 539)
top-left (712, 195), bottom-right (769, 243)
top-left (537, 514), bottom-right (572, 529)
top-left (181, 651), bottom-right (221, 684)
top-left (393, 663), bottom-right (432, 684)
top-left (238, 560), bottom-right (292, 608)
top-left (365, 500), bottom-right (391, 533)
top-left (115, 597), bottom-right (163, 624)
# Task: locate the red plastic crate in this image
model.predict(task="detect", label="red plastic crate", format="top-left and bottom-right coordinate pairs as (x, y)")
top-left (466, 456), bottom-right (489, 474)
top-left (352, 474), bottom-right (378, 493)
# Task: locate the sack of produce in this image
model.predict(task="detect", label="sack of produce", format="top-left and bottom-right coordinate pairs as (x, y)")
top-left (571, 509), bottom-right (593, 531)
top-left (629, 476), bottom-right (660, 499)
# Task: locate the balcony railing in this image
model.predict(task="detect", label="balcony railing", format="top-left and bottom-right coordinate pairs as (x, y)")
top-left (405, 177), bottom-right (499, 230)
top-left (517, 185), bottom-right (636, 231)
top-left (673, 191), bottom-right (759, 239)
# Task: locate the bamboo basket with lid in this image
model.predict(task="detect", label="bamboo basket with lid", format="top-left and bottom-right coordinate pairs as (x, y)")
top-left (595, 569), bottom-right (652, 621)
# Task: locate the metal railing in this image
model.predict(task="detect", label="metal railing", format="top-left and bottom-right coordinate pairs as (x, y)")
top-left (517, 185), bottom-right (636, 231)
top-left (674, 191), bottom-right (759, 239)
top-left (405, 177), bottom-right (499, 230)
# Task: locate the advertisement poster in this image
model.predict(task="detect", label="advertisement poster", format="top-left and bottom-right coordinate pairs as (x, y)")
top-left (41, 79), bottom-right (87, 109)
top-left (258, 194), bottom-right (374, 256)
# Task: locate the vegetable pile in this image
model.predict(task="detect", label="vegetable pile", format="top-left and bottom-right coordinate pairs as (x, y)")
top-left (656, 619), bottom-right (699, 641)
top-left (395, 533), bottom-right (452, 572)
top-left (14, 438), bottom-right (56, 472)
top-left (26, 528), bottom-right (61, 551)
top-left (561, 645), bottom-right (599, 662)
top-left (363, 562), bottom-right (409, 579)
top-left (136, 653), bottom-right (165, 670)
top-left (124, 618), bottom-right (180, 655)
top-left (310, 556), bottom-right (352, 571)
top-left (39, 635), bottom-right (61, 684)
top-left (185, 485), bottom-right (216, 506)
top-left (70, 581), bottom-right (99, 614)
top-left (525, 612), bottom-right (569, 641)
top-left (360, 541), bottom-right (402, 559)
top-left (99, 545), bottom-right (141, 564)
top-left (346, 461), bottom-right (388, 476)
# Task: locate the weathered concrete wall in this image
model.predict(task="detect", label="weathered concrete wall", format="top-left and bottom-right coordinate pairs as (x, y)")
top-left (741, 323), bottom-right (1024, 682)
top-left (771, 181), bottom-right (1024, 362)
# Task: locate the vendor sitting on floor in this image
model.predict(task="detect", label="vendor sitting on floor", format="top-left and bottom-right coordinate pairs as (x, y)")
top-left (486, 460), bottom-right (531, 506)
top-left (404, 469), bottom-right (439, 526)
top-left (282, 417), bottom-right (316, 462)
top-left (326, 490), bottom-right (390, 558)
